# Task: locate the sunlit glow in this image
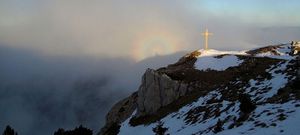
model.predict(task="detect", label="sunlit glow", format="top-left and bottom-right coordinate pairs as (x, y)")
top-left (132, 28), bottom-right (182, 61)
top-left (201, 29), bottom-right (213, 50)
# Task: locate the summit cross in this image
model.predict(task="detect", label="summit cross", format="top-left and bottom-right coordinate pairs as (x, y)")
top-left (201, 29), bottom-right (213, 50)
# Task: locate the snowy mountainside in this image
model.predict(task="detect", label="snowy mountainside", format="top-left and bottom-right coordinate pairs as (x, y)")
top-left (99, 43), bottom-right (300, 135)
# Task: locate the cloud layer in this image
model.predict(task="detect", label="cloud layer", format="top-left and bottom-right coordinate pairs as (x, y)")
top-left (0, 44), bottom-right (186, 135)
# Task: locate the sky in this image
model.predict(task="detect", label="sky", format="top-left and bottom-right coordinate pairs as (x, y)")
top-left (0, 0), bottom-right (300, 135)
top-left (1, 0), bottom-right (299, 61)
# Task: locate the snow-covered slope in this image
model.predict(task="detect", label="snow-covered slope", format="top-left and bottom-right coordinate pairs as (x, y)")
top-left (119, 56), bottom-right (298, 134)
top-left (194, 44), bottom-right (293, 71)
top-left (99, 43), bottom-right (300, 135)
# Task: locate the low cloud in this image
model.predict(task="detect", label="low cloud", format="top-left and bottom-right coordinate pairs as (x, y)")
top-left (0, 45), bottom-right (185, 135)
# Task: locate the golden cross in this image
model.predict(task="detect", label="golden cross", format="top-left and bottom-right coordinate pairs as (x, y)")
top-left (201, 29), bottom-right (213, 50)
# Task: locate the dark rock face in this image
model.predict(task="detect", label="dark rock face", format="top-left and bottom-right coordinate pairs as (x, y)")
top-left (105, 92), bottom-right (137, 126)
top-left (213, 119), bottom-right (224, 133)
top-left (152, 122), bottom-right (169, 135)
top-left (238, 94), bottom-right (256, 114)
top-left (99, 92), bottom-right (137, 135)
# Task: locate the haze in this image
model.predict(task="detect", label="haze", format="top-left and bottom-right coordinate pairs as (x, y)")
top-left (0, 0), bottom-right (299, 135)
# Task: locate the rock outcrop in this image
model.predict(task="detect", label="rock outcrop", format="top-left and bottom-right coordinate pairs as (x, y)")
top-left (99, 50), bottom-right (200, 134)
top-left (245, 45), bottom-right (282, 56)
top-left (135, 50), bottom-right (205, 117)
top-left (291, 41), bottom-right (300, 55)
top-left (99, 92), bottom-right (137, 135)
top-left (136, 69), bottom-right (191, 117)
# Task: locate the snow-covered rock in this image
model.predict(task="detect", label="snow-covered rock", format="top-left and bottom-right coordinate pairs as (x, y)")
top-left (246, 44), bottom-right (294, 60)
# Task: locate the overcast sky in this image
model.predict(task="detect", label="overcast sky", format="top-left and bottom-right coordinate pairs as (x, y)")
top-left (1, 0), bottom-right (299, 61)
top-left (0, 1), bottom-right (300, 135)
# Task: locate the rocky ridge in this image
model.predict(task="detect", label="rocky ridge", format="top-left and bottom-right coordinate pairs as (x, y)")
top-left (99, 42), bottom-right (300, 135)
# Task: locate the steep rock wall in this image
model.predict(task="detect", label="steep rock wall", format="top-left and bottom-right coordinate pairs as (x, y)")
top-left (136, 69), bottom-right (191, 117)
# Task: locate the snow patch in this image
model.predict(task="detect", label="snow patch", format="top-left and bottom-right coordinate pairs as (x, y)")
top-left (196, 49), bottom-right (247, 57)
top-left (195, 55), bottom-right (244, 71)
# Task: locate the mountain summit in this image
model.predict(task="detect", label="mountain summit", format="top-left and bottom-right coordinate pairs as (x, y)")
top-left (99, 42), bottom-right (300, 135)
